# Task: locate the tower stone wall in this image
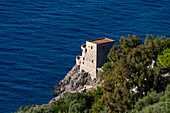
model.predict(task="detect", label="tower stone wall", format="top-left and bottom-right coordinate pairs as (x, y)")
top-left (77, 38), bottom-right (115, 80)
top-left (97, 41), bottom-right (115, 67)
top-left (80, 41), bottom-right (97, 80)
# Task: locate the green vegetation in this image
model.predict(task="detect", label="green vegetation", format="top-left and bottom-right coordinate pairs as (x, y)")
top-left (16, 34), bottom-right (169, 113)
top-left (157, 48), bottom-right (170, 68)
top-left (101, 34), bottom-right (169, 112)
top-left (16, 89), bottom-right (104, 113)
top-left (102, 62), bottom-right (112, 74)
top-left (130, 84), bottom-right (170, 113)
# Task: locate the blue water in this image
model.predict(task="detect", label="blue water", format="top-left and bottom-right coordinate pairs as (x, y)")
top-left (0, 0), bottom-right (170, 112)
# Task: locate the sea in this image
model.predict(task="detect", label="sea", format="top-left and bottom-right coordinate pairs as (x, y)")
top-left (0, 0), bottom-right (169, 112)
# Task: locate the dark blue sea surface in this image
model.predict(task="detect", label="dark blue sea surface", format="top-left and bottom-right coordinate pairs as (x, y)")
top-left (0, 0), bottom-right (170, 112)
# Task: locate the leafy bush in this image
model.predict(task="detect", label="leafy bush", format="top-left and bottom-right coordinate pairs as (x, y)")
top-left (131, 84), bottom-right (170, 113)
top-left (139, 102), bottom-right (170, 113)
top-left (160, 84), bottom-right (170, 102)
top-left (92, 87), bottom-right (103, 102)
top-left (157, 48), bottom-right (170, 68)
top-left (55, 100), bottom-right (70, 113)
top-left (54, 92), bottom-right (94, 113)
top-left (166, 38), bottom-right (170, 47)
top-left (17, 102), bottom-right (56, 113)
top-left (101, 107), bottom-right (109, 113)
top-left (17, 105), bottom-right (35, 112)
top-left (89, 101), bottom-right (104, 113)
top-left (102, 62), bottom-right (112, 74)
top-left (69, 99), bottom-right (85, 113)
top-left (134, 90), bottom-right (164, 111)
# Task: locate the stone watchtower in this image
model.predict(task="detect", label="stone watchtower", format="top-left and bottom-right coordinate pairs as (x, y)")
top-left (76, 38), bottom-right (115, 80)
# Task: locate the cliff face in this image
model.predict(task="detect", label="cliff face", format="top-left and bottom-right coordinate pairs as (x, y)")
top-left (53, 64), bottom-right (96, 101)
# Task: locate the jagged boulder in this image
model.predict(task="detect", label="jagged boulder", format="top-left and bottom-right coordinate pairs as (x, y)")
top-left (53, 64), bottom-right (92, 97)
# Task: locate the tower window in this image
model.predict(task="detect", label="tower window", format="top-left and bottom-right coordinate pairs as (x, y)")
top-left (83, 57), bottom-right (85, 60)
top-left (83, 62), bottom-right (84, 64)
top-left (91, 46), bottom-right (93, 49)
top-left (92, 60), bottom-right (93, 63)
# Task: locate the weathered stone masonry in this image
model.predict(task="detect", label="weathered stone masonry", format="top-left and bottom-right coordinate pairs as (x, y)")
top-left (76, 38), bottom-right (115, 80)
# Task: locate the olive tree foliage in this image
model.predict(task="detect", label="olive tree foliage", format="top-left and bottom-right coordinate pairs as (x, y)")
top-left (102, 34), bottom-right (167, 112)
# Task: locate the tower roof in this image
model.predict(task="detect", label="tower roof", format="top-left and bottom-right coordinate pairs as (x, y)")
top-left (89, 38), bottom-right (114, 44)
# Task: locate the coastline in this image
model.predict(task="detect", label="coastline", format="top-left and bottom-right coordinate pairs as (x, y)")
top-left (50, 64), bottom-right (100, 103)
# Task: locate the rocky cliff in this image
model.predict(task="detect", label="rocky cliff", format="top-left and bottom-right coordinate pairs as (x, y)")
top-left (52, 64), bottom-right (98, 102)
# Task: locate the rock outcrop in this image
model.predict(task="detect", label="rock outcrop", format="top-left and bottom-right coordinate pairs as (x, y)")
top-left (52, 64), bottom-right (97, 102)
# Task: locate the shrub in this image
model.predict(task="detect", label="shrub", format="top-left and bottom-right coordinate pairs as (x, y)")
top-left (157, 48), bottom-right (170, 68)
top-left (92, 87), bottom-right (103, 102)
top-left (69, 99), bottom-right (85, 113)
top-left (17, 105), bottom-right (35, 112)
top-left (102, 62), bottom-right (112, 74)
top-left (134, 90), bottom-right (164, 111)
top-left (55, 100), bottom-right (70, 113)
top-left (131, 84), bottom-right (170, 113)
top-left (140, 102), bottom-right (170, 113)
top-left (90, 101), bottom-right (104, 113)
top-left (166, 38), bottom-right (170, 47)
top-left (160, 84), bottom-right (170, 102)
